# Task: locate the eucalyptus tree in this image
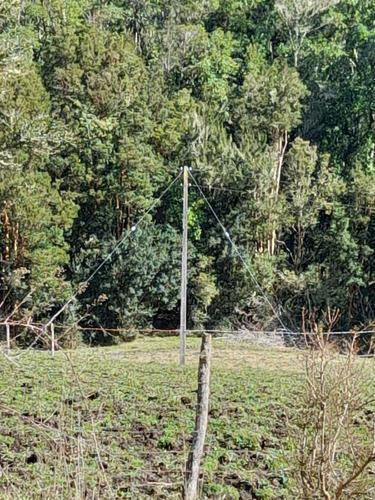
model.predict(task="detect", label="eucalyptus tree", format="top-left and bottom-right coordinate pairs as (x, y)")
top-left (0, 6), bottom-right (77, 320)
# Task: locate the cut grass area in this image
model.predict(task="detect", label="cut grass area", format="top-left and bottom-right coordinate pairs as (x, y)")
top-left (99, 337), bottom-right (304, 372)
top-left (0, 337), bottom-right (313, 498)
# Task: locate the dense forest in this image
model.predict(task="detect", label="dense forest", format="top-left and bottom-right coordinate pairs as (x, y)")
top-left (1, 0), bottom-right (375, 341)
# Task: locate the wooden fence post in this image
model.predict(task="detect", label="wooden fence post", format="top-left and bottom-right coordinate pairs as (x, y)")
top-left (184, 333), bottom-right (212, 500)
top-left (6, 323), bottom-right (10, 353)
top-left (51, 323), bottom-right (55, 356)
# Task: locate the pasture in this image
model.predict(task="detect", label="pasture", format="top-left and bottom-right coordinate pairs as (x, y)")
top-left (1, 337), bottom-right (371, 499)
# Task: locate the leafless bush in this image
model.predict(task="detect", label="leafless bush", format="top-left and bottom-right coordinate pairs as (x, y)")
top-left (295, 334), bottom-right (375, 499)
top-left (301, 306), bottom-right (341, 336)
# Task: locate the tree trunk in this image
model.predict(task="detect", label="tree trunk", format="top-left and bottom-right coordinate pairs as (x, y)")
top-left (270, 130), bottom-right (288, 256)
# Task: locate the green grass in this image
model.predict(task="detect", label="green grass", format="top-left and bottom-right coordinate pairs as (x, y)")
top-left (0, 337), bottom-right (304, 499)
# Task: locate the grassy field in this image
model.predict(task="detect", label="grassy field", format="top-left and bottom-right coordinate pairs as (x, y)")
top-left (0, 337), bottom-right (310, 499)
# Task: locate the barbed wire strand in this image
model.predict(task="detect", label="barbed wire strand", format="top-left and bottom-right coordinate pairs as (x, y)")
top-left (2, 321), bottom-right (375, 340)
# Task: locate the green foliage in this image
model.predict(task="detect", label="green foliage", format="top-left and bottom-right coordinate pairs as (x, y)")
top-left (238, 54), bottom-right (308, 136)
top-left (0, 14), bottom-right (78, 318)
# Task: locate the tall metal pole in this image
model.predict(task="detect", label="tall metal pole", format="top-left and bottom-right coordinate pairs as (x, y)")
top-left (180, 166), bottom-right (188, 365)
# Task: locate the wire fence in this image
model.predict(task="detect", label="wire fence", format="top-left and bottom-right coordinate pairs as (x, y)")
top-left (1, 319), bottom-right (375, 360)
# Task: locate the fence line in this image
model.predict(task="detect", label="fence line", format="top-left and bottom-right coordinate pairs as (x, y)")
top-left (1, 320), bottom-right (375, 359)
top-left (1, 321), bottom-right (375, 336)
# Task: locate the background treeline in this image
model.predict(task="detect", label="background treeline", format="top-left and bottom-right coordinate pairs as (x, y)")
top-left (1, 0), bottom-right (375, 342)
